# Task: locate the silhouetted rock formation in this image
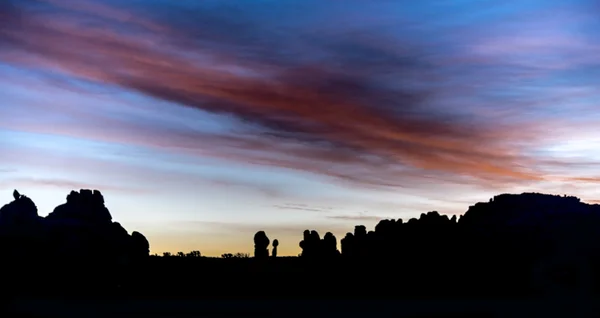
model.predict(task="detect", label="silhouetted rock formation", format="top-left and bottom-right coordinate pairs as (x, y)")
top-left (272, 239), bottom-right (278, 258)
top-left (313, 192), bottom-right (600, 297)
top-left (6, 190), bottom-right (600, 300)
top-left (299, 229), bottom-right (317, 258)
top-left (0, 190), bottom-right (44, 262)
top-left (335, 193), bottom-right (600, 259)
top-left (340, 232), bottom-right (354, 257)
top-left (254, 231), bottom-right (270, 258)
top-left (299, 230), bottom-right (340, 258)
top-left (299, 230), bottom-right (311, 257)
top-left (47, 189), bottom-right (112, 223)
top-left (0, 190), bottom-right (41, 226)
top-left (0, 189), bottom-right (149, 270)
top-left (322, 232), bottom-right (339, 257)
top-left (131, 231), bottom-right (150, 260)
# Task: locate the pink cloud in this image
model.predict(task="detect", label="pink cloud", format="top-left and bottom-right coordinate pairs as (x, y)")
top-left (1, 0), bottom-right (598, 194)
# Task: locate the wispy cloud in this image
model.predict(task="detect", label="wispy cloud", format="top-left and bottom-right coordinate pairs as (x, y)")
top-left (0, 177), bottom-right (149, 194)
top-left (2, 0), bottom-right (588, 193)
top-left (1, 0), bottom-right (600, 207)
top-left (161, 220), bottom-right (352, 237)
top-left (272, 203), bottom-right (335, 213)
top-left (327, 212), bottom-right (387, 222)
top-left (200, 177), bottom-right (292, 199)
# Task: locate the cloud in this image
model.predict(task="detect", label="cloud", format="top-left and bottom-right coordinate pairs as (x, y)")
top-left (1, 0), bottom-right (599, 192)
top-left (272, 203), bottom-right (335, 213)
top-left (465, 5), bottom-right (600, 72)
top-left (164, 220), bottom-right (351, 237)
top-left (202, 177), bottom-right (288, 199)
top-left (0, 135), bottom-right (311, 202)
top-left (327, 213), bottom-right (387, 222)
top-left (564, 177), bottom-right (600, 184)
top-left (0, 177), bottom-right (150, 194)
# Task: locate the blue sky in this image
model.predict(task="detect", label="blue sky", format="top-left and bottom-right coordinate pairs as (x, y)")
top-left (2, 0), bottom-right (600, 255)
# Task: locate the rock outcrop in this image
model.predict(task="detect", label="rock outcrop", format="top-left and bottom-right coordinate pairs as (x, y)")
top-left (458, 192), bottom-right (600, 257)
top-left (337, 192), bottom-right (600, 262)
top-left (0, 190), bottom-right (41, 226)
top-left (254, 231), bottom-right (270, 258)
top-left (0, 189), bottom-right (150, 265)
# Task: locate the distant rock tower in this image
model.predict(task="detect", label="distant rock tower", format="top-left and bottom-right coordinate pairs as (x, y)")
top-left (253, 231), bottom-right (270, 258)
top-left (272, 239), bottom-right (279, 258)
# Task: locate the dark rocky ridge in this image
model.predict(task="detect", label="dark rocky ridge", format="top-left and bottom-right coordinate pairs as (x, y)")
top-left (2, 190), bottom-right (600, 299)
top-left (459, 192), bottom-right (600, 253)
top-left (0, 189), bottom-right (149, 264)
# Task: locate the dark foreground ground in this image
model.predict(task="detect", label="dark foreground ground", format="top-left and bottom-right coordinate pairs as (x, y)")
top-left (4, 256), bottom-right (600, 317)
top-left (7, 297), bottom-right (600, 318)
top-left (4, 256), bottom-right (543, 299)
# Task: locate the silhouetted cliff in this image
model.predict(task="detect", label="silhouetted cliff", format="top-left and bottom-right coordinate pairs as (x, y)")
top-left (0, 189), bottom-right (149, 267)
top-left (291, 192), bottom-right (600, 298)
top-left (330, 192), bottom-right (600, 260)
top-left (459, 193), bottom-right (600, 258)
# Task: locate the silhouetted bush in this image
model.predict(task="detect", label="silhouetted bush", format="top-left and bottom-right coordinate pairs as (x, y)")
top-left (186, 250), bottom-right (202, 257)
top-left (222, 252), bottom-right (250, 258)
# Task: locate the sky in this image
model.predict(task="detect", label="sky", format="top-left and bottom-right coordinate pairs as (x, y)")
top-left (2, 0), bottom-right (600, 256)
